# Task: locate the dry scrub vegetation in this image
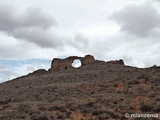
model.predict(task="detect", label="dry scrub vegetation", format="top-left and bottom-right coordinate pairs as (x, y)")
top-left (0, 61), bottom-right (160, 120)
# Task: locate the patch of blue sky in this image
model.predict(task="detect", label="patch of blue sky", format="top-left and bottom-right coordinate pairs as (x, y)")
top-left (0, 59), bottom-right (51, 67)
top-left (57, 55), bottom-right (69, 59)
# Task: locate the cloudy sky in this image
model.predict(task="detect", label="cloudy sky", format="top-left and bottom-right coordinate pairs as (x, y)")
top-left (0, 0), bottom-right (160, 83)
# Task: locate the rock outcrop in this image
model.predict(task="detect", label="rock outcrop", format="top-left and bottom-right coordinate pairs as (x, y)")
top-left (106, 59), bottom-right (124, 65)
top-left (49, 55), bottom-right (96, 72)
top-left (30, 69), bottom-right (47, 75)
top-left (29, 55), bottom-right (125, 74)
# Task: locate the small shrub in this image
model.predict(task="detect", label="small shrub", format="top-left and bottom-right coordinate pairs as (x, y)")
top-left (106, 111), bottom-right (119, 119)
top-left (132, 80), bottom-right (140, 84)
top-left (66, 112), bottom-right (71, 118)
top-left (31, 115), bottom-right (48, 120)
top-left (137, 74), bottom-right (149, 81)
top-left (127, 80), bottom-right (139, 85)
top-left (98, 113), bottom-right (109, 120)
top-left (48, 106), bottom-right (61, 111)
top-left (144, 76), bottom-right (149, 81)
top-left (153, 105), bottom-right (160, 113)
top-left (149, 94), bottom-right (155, 98)
top-left (113, 83), bottom-right (118, 87)
top-left (137, 74), bottom-right (145, 79)
top-left (156, 98), bottom-right (160, 101)
top-left (57, 114), bottom-right (65, 119)
top-left (86, 102), bottom-right (94, 107)
top-left (140, 104), bottom-right (154, 112)
top-left (82, 109), bottom-right (90, 113)
top-left (92, 110), bottom-right (104, 116)
top-left (39, 107), bottom-right (46, 111)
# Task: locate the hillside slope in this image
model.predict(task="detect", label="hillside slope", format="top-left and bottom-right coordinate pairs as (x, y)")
top-left (0, 55), bottom-right (160, 120)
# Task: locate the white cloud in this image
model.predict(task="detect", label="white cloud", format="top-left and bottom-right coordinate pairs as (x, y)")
top-left (110, 1), bottom-right (160, 37)
top-left (0, 3), bottom-right (65, 48)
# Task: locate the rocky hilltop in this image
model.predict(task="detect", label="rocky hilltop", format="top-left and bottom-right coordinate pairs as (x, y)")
top-left (0, 55), bottom-right (160, 120)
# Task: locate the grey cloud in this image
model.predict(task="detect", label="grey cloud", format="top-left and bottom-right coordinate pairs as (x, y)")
top-left (155, 0), bottom-right (160, 2)
top-left (73, 33), bottom-right (90, 51)
top-left (0, 4), bottom-right (62, 48)
top-left (0, 5), bottom-right (57, 31)
top-left (0, 42), bottom-right (32, 59)
top-left (12, 28), bottom-right (62, 48)
top-left (19, 7), bottom-right (57, 29)
top-left (110, 1), bottom-right (160, 37)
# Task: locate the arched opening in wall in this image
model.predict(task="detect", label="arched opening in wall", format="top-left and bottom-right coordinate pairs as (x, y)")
top-left (72, 59), bottom-right (82, 68)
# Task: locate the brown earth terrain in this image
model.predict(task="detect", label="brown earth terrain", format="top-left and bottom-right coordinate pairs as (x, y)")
top-left (0, 55), bottom-right (160, 120)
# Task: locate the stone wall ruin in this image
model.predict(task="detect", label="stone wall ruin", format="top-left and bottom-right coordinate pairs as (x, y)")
top-left (27, 54), bottom-right (125, 77)
top-left (49, 55), bottom-right (95, 72)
